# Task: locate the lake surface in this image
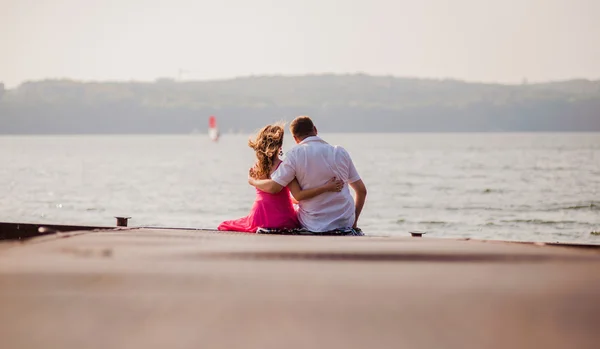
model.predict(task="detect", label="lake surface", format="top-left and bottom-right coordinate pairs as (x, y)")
top-left (1, 133), bottom-right (598, 244)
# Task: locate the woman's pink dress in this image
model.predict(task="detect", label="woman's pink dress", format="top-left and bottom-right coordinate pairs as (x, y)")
top-left (218, 179), bottom-right (300, 233)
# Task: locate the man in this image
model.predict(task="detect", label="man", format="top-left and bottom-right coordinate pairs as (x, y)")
top-left (248, 116), bottom-right (367, 234)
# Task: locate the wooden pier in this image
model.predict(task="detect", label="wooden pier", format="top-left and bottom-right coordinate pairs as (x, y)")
top-left (1, 226), bottom-right (599, 349)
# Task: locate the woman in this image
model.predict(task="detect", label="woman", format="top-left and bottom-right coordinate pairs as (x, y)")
top-left (218, 123), bottom-right (342, 232)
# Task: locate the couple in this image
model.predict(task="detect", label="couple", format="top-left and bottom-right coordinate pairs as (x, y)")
top-left (218, 116), bottom-right (367, 235)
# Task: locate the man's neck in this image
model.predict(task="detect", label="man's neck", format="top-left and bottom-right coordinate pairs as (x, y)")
top-left (298, 133), bottom-right (317, 142)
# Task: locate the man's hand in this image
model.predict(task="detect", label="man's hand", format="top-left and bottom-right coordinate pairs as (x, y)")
top-left (248, 168), bottom-right (257, 186)
top-left (247, 167), bottom-right (284, 193)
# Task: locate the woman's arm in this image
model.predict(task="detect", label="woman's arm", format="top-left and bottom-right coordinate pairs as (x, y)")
top-left (288, 177), bottom-right (343, 202)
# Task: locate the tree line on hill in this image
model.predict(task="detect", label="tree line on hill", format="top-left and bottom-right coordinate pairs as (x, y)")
top-left (0, 74), bottom-right (599, 134)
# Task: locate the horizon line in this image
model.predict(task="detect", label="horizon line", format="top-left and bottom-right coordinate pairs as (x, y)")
top-left (4, 73), bottom-right (599, 89)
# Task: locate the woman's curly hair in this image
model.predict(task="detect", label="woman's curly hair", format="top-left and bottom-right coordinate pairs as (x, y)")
top-left (248, 123), bottom-right (285, 179)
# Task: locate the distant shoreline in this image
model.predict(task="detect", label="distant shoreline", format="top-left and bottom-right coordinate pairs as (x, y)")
top-left (3, 74), bottom-right (600, 90)
top-left (2, 76), bottom-right (599, 133)
top-left (2, 131), bottom-right (600, 136)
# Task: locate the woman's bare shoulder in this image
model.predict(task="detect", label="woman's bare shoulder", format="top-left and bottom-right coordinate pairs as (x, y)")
top-left (269, 159), bottom-right (283, 176)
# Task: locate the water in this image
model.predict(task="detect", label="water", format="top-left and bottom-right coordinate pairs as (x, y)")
top-left (1, 133), bottom-right (599, 244)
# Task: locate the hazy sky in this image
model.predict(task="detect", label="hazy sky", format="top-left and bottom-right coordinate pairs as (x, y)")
top-left (1, 0), bottom-right (599, 87)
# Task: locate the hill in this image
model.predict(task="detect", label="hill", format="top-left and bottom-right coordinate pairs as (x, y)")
top-left (1, 74), bottom-right (599, 133)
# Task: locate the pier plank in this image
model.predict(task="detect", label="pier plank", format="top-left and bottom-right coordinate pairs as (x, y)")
top-left (1, 229), bottom-right (599, 349)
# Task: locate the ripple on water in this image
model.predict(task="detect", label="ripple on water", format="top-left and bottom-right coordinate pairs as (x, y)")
top-left (1, 133), bottom-right (599, 244)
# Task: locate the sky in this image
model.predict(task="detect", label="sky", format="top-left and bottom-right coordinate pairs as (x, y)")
top-left (1, 0), bottom-right (599, 87)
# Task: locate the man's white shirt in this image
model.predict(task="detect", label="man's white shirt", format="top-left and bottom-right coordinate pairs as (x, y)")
top-left (271, 136), bottom-right (361, 232)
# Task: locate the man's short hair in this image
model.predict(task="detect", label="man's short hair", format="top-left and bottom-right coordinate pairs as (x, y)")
top-left (290, 116), bottom-right (315, 138)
